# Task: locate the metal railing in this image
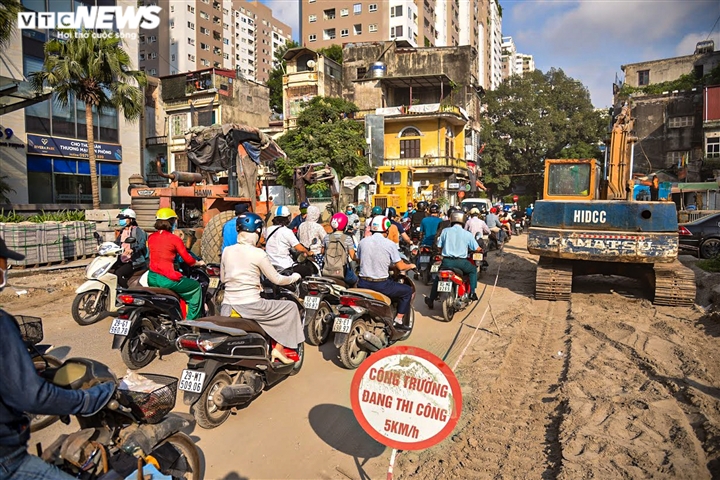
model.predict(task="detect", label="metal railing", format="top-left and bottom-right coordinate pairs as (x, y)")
top-left (678, 209), bottom-right (720, 223)
top-left (384, 156), bottom-right (467, 169)
top-left (146, 136), bottom-right (167, 146)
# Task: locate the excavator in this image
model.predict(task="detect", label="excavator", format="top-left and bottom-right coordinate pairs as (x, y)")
top-left (527, 103), bottom-right (696, 306)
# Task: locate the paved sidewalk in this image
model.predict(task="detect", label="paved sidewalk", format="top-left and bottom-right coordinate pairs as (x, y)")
top-left (8, 257), bottom-right (94, 278)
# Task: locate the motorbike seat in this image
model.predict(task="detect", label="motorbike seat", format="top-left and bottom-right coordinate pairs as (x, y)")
top-left (193, 315), bottom-right (268, 336)
top-left (347, 288), bottom-right (391, 305)
top-left (451, 268), bottom-right (465, 276)
top-left (136, 287), bottom-right (182, 300)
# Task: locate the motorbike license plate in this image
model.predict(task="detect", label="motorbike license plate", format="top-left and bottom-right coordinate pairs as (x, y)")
top-left (209, 277), bottom-right (219, 289)
top-left (178, 370), bottom-right (206, 393)
top-left (419, 255), bottom-right (430, 263)
top-left (304, 295), bottom-right (321, 310)
top-left (332, 317), bottom-right (352, 333)
top-left (473, 253), bottom-right (484, 261)
top-left (109, 319), bottom-right (131, 336)
top-left (430, 264), bottom-right (440, 273)
top-left (438, 281), bottom-right (453, 293)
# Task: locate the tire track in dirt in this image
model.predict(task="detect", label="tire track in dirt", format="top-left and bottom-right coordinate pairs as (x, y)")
top-left (399, 298), bottom-right (571, 479)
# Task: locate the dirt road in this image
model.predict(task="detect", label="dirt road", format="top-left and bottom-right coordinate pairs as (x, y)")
top-left (4, 236), bottom-right (719, 479)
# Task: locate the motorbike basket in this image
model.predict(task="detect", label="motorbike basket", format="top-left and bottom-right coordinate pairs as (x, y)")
top-left (118, 374), bottom-right (178, 424)
top-left (15, 315), bottom-right (43, 346)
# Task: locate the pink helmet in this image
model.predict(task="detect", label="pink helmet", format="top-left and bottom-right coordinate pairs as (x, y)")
top-left (330, 212), bottom-right (349, 231)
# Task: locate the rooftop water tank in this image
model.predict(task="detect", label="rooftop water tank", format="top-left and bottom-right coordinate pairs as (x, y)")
top-left (370, 62), bottom-right (387, 78)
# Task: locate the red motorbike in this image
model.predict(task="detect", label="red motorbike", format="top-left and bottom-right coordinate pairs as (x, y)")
top-left (436, 251), bottom-right (487, 322)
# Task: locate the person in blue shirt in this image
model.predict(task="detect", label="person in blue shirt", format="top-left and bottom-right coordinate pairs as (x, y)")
top-left (289, 201), bottom-right (310, 231)
top-left (525, 204), bottom-right (534, 218)
top-left (419, 204), bottom-right (443, 246)
top-left (425, 211), bottom-right (481, 309)
top-left (222, 203), bottom-right (249, 252)
top-left (402, 202), bottom-right (416, 219)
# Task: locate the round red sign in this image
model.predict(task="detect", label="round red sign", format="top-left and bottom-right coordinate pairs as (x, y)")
top-left (350, 345), bottom-right (462, 451)
top-left (512, 195), bottom-right (519, 202)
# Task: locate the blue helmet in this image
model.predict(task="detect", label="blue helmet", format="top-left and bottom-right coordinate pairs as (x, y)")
top-left (236, 212), bottom-right (264, 234)
top-left (384, 207), bottom-right (397, 219)
top-left (299, 201), bottom-right (310, 209)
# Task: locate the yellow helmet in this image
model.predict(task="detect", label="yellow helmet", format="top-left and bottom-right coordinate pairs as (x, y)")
top-left (155, 207), bottom-right (178, 220)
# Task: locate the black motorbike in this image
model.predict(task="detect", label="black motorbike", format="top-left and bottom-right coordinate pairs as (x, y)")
top-left (415, 244), bottom-right (436, 285)
top-left (37, 357), bottom-right (200, 479)
top-left (110, 262), bottom-right (219, 370)
top-left (301, 276), bottom-right (350, 346)
top-left (332, 270), bottom-right (416, 369)
top-left (175, 282), bottom-right (305, 429)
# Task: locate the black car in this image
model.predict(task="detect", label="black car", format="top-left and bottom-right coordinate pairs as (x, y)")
top-left (679, 213), bottom-right (720, 258)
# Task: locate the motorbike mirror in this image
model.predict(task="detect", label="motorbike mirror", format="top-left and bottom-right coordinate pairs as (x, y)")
top-left (296, 253), bottom-right (307, 263)
top-left (52, 361), bottom-right (88, 388)
top-left (125, 236), bottom-right (137, 244)
top-left (93, 232), bottom-right (101, 240)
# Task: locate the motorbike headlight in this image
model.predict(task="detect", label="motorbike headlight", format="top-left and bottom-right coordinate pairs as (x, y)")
top-left (90, 263), bottom-right (112, 279)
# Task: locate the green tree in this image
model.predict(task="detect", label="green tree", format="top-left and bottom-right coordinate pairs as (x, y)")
top-left (30, 30), bottom-right (146, 209)
top-left (267, 40), bottom-right (300, 114)
top-left (0, 0), bottom-right (22, 50)
top-left (318, 44), bottom-right (343, 64)
top-left (479, 68), bottom-right (605, 196)
top-left (0, 175), bottom-right (16, 204)
top-left (276, 96), bottom-right (371, 190)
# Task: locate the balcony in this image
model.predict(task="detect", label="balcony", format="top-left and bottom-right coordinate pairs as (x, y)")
top-left (357, 103), bottom-right (468, 125)
top-left (384, 156), bottom-right (467, 171)
top-left (146, 135), bottom-right (167, 146)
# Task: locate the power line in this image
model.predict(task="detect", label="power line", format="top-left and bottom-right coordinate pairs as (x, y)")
top-left (707, 13), bottom-right (720, 40)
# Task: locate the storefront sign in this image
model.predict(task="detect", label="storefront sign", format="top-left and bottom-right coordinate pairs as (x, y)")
top-left (350, 346), bottom-right (462, 450)
top-left (27, 134), bottom-right (122, 161)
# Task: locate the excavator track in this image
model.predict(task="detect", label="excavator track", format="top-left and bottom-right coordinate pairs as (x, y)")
top-left (535, 257), bottom-right (573, 301)
top-left (652, 261), bottom-right (697, 307)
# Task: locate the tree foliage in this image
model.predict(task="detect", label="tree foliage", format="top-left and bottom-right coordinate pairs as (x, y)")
top-left (478, 68), bottom-right (605, 196)
top-left (276, 97), bottom-right (371, 190)
top-left (29, 30), bottom-right (146, 209)
top-left (318, 44), bottom-right (343, 64)
top-left (267, 40), bottom-right (300, 114)
top-left (0, 0), bottom-right (22, 50)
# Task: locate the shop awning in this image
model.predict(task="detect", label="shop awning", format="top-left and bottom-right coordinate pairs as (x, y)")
top-left (0, 76), bottom-right (52, 116)
top-left (671, 182), bottom-right (720, 193)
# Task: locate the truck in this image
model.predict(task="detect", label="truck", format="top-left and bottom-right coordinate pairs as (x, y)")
top-left (372, 165), bottom-right (415, 211)
top-left (527, 103), bottom-right (696, 306)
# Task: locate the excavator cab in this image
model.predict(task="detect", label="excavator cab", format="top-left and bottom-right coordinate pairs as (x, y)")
top-left (543, 159), bottom-right (600, 201)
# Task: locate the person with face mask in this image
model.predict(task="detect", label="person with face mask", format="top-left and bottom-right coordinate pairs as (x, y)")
top-left (146, 208), bottom-right (206, 320)
top-left (298, 205), bottom-right (327, 270)
top-left (113, 208), bottom-right (148, 288)
top-left (0, 237), bottom-right (115, 480)
top-left (221, 213), bottom-right (304, 364)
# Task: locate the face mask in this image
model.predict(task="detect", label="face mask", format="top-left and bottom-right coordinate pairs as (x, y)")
top-left (118, 219), bottom-right (128, 227)
top-left (171, 222), bottom-right (177, 232)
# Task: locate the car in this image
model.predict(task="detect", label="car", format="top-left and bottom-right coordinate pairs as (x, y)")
top-left (678, 213), bottom-right (720, 258)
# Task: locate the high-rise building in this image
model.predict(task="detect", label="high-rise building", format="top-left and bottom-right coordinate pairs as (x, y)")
top-left (139, 0), bottom-right (291, 83)
top-left (501, 37), bottom-right (535, 81)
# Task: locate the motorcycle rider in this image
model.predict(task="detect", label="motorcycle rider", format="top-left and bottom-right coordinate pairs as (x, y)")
top-left (384, 207), bottom-right (412, 246)
top-left (222, 203), bottom-right (249, 252)
top-left (402, 202), bottom-right (416, 219)
top-left (410, 201), bottom-right (429, 228)
top-left (264, 206), bottom-right (316, 278)
top-left (221, 213), bottom-right (304, 364)
top-left (485, 207), bottom-right (507, 245)
top-left (0, 237), bottom-right (115, 480)
top-left (465, 207), bottom-right (491, 241)
top-left (147, 208), bottom-right (206, 320)
top-left (322, 213), bottom-right (358, 286)
top-left (419, 204), bottom-right (443, 247)
top-left (113, 208), bottom-right (147, 289)
top-left (298, 205), bottom-right (327, 269)
top-left (357, 216), bottom-right (416, 330)
top-left (436, 206), bottom-right (458, 236)
top-left (425, 211), bottom-right (482, 309)
top-left (288, 201), bottom-right (309, 231)
top-left (364, 205), bottom-right (383, 237)
top-left (345, 204), bottom-right (361, 243)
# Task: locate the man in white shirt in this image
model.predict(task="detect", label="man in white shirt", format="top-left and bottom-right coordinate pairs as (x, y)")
top-left (264, 206), bottom-right (315, 277)
top-left (465, 208), bottom-right (491, 237)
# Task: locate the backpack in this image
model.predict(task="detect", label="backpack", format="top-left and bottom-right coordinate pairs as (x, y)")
top-left (322, 233), bottom-right (350, 278)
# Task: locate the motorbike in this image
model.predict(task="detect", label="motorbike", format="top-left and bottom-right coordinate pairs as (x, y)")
top-left (16, 315), bottom-right (63, 432)
top-left (513, 217), bottom-right (524, 235)
top-left (437, 251), bottom-right (487, 322)
top-left (302, 276), bottom-right (349, 346)
top-left (72, 233), bottom-right (148, 326)
top-left (415, 244), bottom-right (436, 285)
top-left (110, 261), bottom-right (220, 370)
top-left (37, 357), bottom-right (200, 479)
top-left (332, 270), bottom-right (416, 369)
top-left (175, 281), bottom-right (305, 429)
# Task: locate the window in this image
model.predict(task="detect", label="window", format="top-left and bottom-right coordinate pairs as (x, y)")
top-left (324, 9), bottom-right (335, 20)
top-left (341, 28), bottom-right (349, 37)
top-left (169, 20), bottom-right (174, 28)
top-left (667, 151), bottom-right (690, 166)
top-left (356, 66), bottom-right (367, 78)
top-left (381, 171), bottom-right (401, 185)
top-left (139, 52), bottom-right (145, 61)
top-left (638, 69), bottom-right (650, 86)
top-left (669, 116), bottom-right (694, 128)
top-left (188, 22), bottom-right (195, 30)
top-left (188, 37), bottom-right (195, 46)
top-left (188, 54), bottom-right (195, 61)
top-left (369, 23), bottom-right (377, 32)
top-left (139, 35), bottom-right (145, 44)
top-left (354, 24), bottom-right (362, 35)
top-left (149, 52), bottom-right (157, 59)
top-left (547, 163), bottom-right (591, 196)
top-left (400, 127), bottom-right (421, 137)
top-left (149, 68), bottom-right (157, 76)
top-left (201, 43), bottom-right (210, 50)
top-left (223, 53), bottom-right (229, 60)
top-left (340, 8), bottom-right (348, 17)
top-left (171, 54), bottom-right (176, 61)
top-left (187, 5), bottom-right (194, 13)
top-left (353, 3), bottom-right (361, 14)
top-left (170, 5), bottom-right (174, 12)
top-left (201, 27), bottom-right (210, 35)
top-left (391, 5), bottom-right (402, 17)
top-left (390, 25), bottom-right (403, 38)
top-left (707, 137), bottom-right (720, 158)
top-left (309, 34), bottom-right (316, 42)
top-left (200, 11), bottom-right (209, 20)
top-left (201, 59), bottom-right (210, 66)
top-left (369, 3), bottom-right (378, 12)
top-left (309, 14), bottom-right (316, 22)
top-left (400, 139), bottom-right (420, 159)
top-left (323, 28), bottom-right (336, 40)
top-left (148, 36), bottom-right (156, 43)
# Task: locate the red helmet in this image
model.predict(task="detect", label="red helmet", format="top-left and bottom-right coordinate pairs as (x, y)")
top-left (407, 202), bottom-right (413, 208)
top-left (330, 212), bottom-right (348, 231)
top-left (490, 207), bottom-right (498, 214)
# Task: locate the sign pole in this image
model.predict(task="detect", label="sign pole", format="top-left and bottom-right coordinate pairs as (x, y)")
top-left (387, 448), bottom-right (398, 480)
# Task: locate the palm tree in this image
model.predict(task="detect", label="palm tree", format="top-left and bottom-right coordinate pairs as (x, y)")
top-left (30, 30), bottom-right (146, 209)
top-left (0, 0), bottom-right (22, 50)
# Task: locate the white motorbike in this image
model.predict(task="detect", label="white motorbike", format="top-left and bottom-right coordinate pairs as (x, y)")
top-left (71, 241), bottom-right (147, 326)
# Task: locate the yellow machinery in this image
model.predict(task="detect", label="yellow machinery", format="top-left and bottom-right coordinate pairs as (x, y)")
top-left (372, 165), bottom-right (415, 210)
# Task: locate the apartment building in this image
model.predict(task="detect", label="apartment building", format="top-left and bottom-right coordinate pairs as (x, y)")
top-left (501, 36), bottom-right (535, 80)
top-left (139, 0), bottom-right (291, 83)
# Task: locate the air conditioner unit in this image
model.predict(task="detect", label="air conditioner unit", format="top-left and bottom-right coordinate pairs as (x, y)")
top-left (419, 180), bottom-right (430, 187)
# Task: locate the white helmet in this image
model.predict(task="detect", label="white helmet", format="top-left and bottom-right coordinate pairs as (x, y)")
top-left (274, 205), bottom-right (291, 218)
top-left (118, 208), bottom-right (136, 219)
top-left (370, 215), bottom-right (391, 233)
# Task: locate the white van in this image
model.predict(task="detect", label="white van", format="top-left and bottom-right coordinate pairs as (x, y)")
top-left (460, 198), bottom-right (493, 213)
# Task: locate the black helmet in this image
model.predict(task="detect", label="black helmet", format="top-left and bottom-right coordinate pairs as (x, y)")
top-left (384, 207), bottom-right (397, 219)
top-left (429, 203), bottom-right (440, 214)
top-left (417, 201), bottom-right (428, 211)
top-left (447, 206), bottom-right (458, 215)
top-left (450, 211), bottom-right (466, 225)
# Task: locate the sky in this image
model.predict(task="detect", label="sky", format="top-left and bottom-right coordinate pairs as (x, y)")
top-left (262, 0), bottom-right (720, 108)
